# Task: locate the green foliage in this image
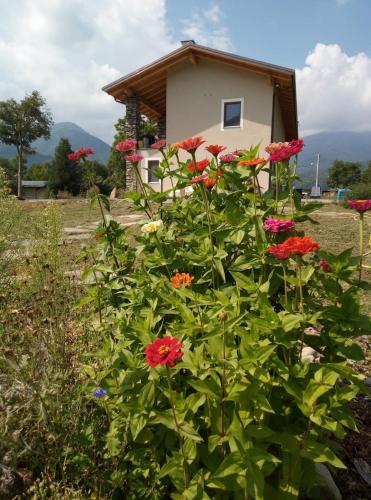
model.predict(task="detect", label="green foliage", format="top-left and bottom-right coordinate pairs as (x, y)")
top-left (344, 182), bottom-right (371, 202)
top-left (49, 138), bottom-right (82, 195)
top-left (81, 145), bottom-right (369, 498)
top-left (107, 117), bottom-right (127, 190)
top-left (327, 160), bottom-right (361, 188)
top-left (81, 160), bottom-right (110, 195)
top-left (361, 160), bottom-right (371, 184)
top-left (0, 156), bottom-right (18, 194)
top-left (0, 91), bottom-right (53, 197)
top-left (25, 160), bottom-right (52, 181)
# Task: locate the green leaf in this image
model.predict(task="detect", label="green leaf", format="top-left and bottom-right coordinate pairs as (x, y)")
top-left (300, 441), bottom-right (346, 468)
top-left (188, 379), bottom-right (221, 400)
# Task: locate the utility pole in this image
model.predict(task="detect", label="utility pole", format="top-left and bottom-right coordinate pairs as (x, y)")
top-left (315, 154), bottom-right (320, 189)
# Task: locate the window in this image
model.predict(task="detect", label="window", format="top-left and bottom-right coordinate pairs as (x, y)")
top-left (221, 98), bottom-right (244, 130)
top-left (146, 159), bottom-right (160, 184)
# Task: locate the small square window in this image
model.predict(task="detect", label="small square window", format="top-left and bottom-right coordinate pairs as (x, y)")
top-left (222, 99), bottom-right (243, 129)
top-left (147, 159), bottom-right (160, 183)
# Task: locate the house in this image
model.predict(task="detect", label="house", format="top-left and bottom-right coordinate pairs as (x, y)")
top-left (21, 180), bottom-right (48, 199)
top-left (103, 40), bottom-right (298, 192)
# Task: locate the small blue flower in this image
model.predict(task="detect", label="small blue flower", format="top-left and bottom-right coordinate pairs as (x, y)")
top-left (93, 387), bottom-right (107, 398)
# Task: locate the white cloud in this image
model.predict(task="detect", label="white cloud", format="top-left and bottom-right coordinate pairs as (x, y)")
top-left (296, 43), bottom-right (371, 136)
top-left (336, 0), bottom-right (351, 6)
top-left (0, 0), bottom-right (177, 143)
top-left (181, 3), bottom-right (233, 52)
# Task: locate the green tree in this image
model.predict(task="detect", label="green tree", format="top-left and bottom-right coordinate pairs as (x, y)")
top-left (107, 117), bottom-right (127, 190)
top-left (49, 138), bottom-right (81, 196)
top-left (0, 157), bottom-right (17, 194)
top-left (0, 91), bottom-right (53, 197)
top-left (81, 160), bottom-right (110, 195)
top-left (361, 160), bottom-right (371, 184)
top-left (327, 160), bottom-right (361, 188)
top-left (26, 161), bottom-right (52, 181)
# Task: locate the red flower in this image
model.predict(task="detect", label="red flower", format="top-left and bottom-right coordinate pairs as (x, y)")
top-left (267, 139), bottom-right (305, 163)
top-left (238, 157), bottom-right (267, 167)
top-left (206, 144), bottom-right (227, 157)
top-left (347, 199), bottom-right (371, 213)
top-left (125, 153), bottom-right (144, 164)
top-left (178, 136), bottom-right (205, 153)
top-left (319, 259), bottom-right (332, 273)
top-left (191, 173), bottom-right (209, 183)
top-left (219, 153), bottom-right (237, 163)
top-left (187, 159), bottom-right (209, 173)
top-left (203, 177), bottom-right (217, 189)
top-left (151, 139), bottom-right (166, 150)
top-left (145, 336), bottom-right (184, 368)
top-left (68, 148), bottom-right (94, 164)
top-left (170, 272), bottom-right (194, 288)
top-left (216, 168), bottom-right (223, 177)
top-left (268, 236), bottom-right (319, 259)
top-left (116, 139), bottom-right (137, 153)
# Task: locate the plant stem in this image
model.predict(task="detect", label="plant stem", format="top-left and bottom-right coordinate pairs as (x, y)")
top-left (133, 163), bottom-right (154, 218)
top-left (161, 150), bottom-right (176, 200)
top-left (282, 263), bottom-right (288, 308)
top-left (199, 183), bottom-right (217, 287)
top-left (359, 212), bottom-right (364, 282)
top-left (296, 256), bottom-right (305, 358)
top-left (221, 318), bottom-right (227, 441)
top-left (275, 162), bottom-right (280, 212)
top-left (166, 366), bottom-right (189, 490)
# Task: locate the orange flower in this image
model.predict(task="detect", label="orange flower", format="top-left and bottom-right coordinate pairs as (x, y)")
top-left (206, 144), bottom-right (227, 156)
top-left (268, 236), bottom-right (320, 259)
top-left (203, 177), bottom-right (217, 189)
top-left (187, 159), bottom-right (209, 173)
top-left (178, 136), bottom-right (206, 153)
top-left (170, 272), bottom-right (194, 288)
top-left (238, 158), bottom-right (267, 167)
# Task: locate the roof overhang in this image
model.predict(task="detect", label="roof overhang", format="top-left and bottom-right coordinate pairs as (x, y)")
top-left (103, 42), bottom-right (298, 139)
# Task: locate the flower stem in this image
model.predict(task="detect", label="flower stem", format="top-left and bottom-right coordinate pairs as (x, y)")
top-left (359, 213), bottom-right (364, 282)
top-left (296, 256), bottom-right (305, 358)
top-left (200, 184), bottom-right (217, 287)
top-left (275, 162), bottom-right (280, 212)
top-left (161, 150), bottom-right (176, 200)
top-left (221, 317), bottom-right (227, 441)
top-left (166, 366), bottom-right (189, 490)
top-left (282, 263), bottom-right (288, 308)
top-left (133, 163), bottom-right (154, 218)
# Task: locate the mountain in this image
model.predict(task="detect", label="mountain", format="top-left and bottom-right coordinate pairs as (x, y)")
top-left (0, 122), bottom-right (111, 165)
top-left (297, 131), bottom-right (371, 188)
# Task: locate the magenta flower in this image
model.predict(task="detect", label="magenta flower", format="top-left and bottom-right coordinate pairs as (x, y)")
top-left (347, 199), bottom-right (371, 213)
top-left (125, 153), bottom-right (144, 164)
top-left (116, 139), bottom-right (137, 153)
top-left (268, 139), bottom-right (305, 162)
top-left (191, 173), bottom-right (209, 183)
top-left (151, 139), bottom-right (166, 150)
top-left (68, 148), bottom-right (95, 163)
top-left (219, 153), bottom-right (237, 163)
top-left (263, 217), bottom-right (295, 233)
top-left (319, 259), bottom-right (332, 273)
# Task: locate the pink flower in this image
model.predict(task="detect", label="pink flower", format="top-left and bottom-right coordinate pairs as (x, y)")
top-left (68, 148), bottom-right (95, 163)
top-left (319, 259), bottom-right (332, 273)
top-left (205, 144), bottom-right (227, 157)
top-left (219, 153), bottom-right (237, 163)
top-left (347, 199), bottom-right (371, 213)
top-left (263, 217), bottom-right (295, 233)
top-left (125, 153), bottom-right (144, 164)
top-left (191, 173), bottom-right (209, 183)
top-left (151, 139), bottom-right (166, 150)
top-left (178, 136), bottom-right (206, 154)
top-left (116, 139), bottom-right (137, 153)
top-left (267, 139), bottom-right (305, 162)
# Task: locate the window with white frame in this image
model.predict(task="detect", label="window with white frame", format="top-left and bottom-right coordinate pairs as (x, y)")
top-left (146, 159), bottom-right (160, 184)
top-left (221, 98), bottom-right (244, 130)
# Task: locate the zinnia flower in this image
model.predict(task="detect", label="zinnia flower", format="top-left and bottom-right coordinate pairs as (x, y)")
top-left (151, 139), bottom-right (166, 150)
top-left (68, 148), bottom-right (95, 163)
top-left (141, 219), bottom-right (163, 233)
top-left (216, 168), bottom-right (223, 177)
top-left (268, 236), bottom-right (319, 259)
top-left (265, 142), bottom-right (289, 155)
top-left (178, 136), bottom-right (205, 153)
top-left (145, 336), bottom-right (184, 368)
top-left (203, 177), bottom-right (217, 189)
top-left (93, 388), bottom-right (107, 398)
top-left (238, 158), bottom-right (267, 167)
top-left (206, 144), bottom-right (227, 157)
top-left (267, 244), bottom-right (291, 260)
top-left (263, 217), bottom-right (295, 233)
top-left (187, 159), bottom-right (209, 173)
top-left (347, 199), bottom-right (371, 213)
top-left (219, 153), bottom-right (237, 163)
top-left (125, 153), bottom-right (144, 164)
top-left (116, 139), bottom-right (137, 153)
top-left (170, 272), bottom-right (194, 288)
top-left (267, 139), bottom-right (305, 163)
top-left (319, 259), bottom-right (332, 273)
top-left (191, 173), bottom-right (209, 183)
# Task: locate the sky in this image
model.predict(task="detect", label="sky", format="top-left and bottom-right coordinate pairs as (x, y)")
top-left (0, 0), bottom-right (370, 143)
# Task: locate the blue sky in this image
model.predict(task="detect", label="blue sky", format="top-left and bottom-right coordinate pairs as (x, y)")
top-left (0, 0), bottom-right (370, 142)
top-left (168, 0), bottom-right (371, 68)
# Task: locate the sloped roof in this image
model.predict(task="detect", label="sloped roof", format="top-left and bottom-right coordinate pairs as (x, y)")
top-left (22, 180), bottom-right (47, 188)
top-left (103, 41), bottom-right (298, 139)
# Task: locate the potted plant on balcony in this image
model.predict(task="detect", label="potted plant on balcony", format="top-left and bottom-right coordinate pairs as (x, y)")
top-left (140, 117), bottom-right (158, 148)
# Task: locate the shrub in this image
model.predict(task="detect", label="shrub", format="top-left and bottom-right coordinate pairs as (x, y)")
top-left (344, 182), bottom-right (371, 202)
top-left (76, 140), bottom-right (369, 499)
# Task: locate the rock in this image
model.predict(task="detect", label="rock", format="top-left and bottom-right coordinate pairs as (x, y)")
top-left (315, 463), bottom-right (342, 500)
top-left (365, 376), bottom-right (371, 387)
top-left (353, 458), bottom-right (371, 486)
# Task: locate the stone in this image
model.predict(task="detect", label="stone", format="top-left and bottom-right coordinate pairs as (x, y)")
top-left (314, 463), bottom-right (342, 500)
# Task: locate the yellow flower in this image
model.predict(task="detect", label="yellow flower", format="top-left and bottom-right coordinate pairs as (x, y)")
top-left (141, 219), bottom-right (164, 233)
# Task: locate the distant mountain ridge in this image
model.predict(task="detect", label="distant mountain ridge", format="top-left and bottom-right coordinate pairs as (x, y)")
top-left (0, 122), bottom-right (111, 165)
top-left (298, 131), bottom-right (371, 188)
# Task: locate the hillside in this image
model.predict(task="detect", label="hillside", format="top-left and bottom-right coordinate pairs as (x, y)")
top-left (0, 122), bottom-right (111, 165)
top-left (298, 131), bottom-right (371, 188)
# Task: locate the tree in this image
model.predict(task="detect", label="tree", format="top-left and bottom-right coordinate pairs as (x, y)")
top-left (107, 117), bottom-right (127, 190)
top-left (361, 160), bottom-right (371, 184)
top-left (0, 157), bottom-right (17, 194)
top-left (327, 160), bottom-right (361, 188)
top-left (26, 161), bottom-right (52, 181)
top-left (81, 160), bottom-right (110, 194)
top-left (0, 91), bottom-right (53, 198)
top-left (49, 138), bottom-right (81, 196)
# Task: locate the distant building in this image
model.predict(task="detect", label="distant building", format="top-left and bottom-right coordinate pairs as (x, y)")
top-left (22, 180), bottom-right (48, 199)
